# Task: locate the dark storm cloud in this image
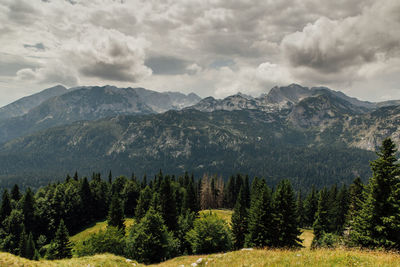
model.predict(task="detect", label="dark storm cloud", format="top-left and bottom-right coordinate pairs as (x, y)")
top-left (145, 56), bottom-right (190, 75)
top-left (80, 62), bottom-right (139, 82)
top-left (24, 43), bottom-right (46, 51)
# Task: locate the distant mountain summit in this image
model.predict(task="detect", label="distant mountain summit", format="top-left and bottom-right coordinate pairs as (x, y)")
top-left (0, 85), bottom-right (200, 144)
top-left (0, 85), bottom-right (67, 121)
top-left (189, 84), bottom-right (378, 113)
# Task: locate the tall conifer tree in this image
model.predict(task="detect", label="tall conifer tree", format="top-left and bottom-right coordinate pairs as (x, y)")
top-left (50, 219), bottom-right (72, 259)
top-left (0, 189), bottom-right (12, 225)
top-left (350, 138), bottom-right (400, 249)
top-left (245, 181), bottom-right (274, 247)
top-left (273, 180), bottom-right (302, 247)
top-left (107, 194), bottom-right (125, 231)
top-left (231, 187), bottom-right (248, 249)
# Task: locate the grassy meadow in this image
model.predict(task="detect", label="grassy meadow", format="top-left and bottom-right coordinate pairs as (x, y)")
top-left (2, 248), bottom-right (400, 267)
top-left (69, 218), bottom-right (134, 243)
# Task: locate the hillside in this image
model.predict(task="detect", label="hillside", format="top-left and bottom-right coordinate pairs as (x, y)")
top-left (0, 109), bottom-right (375, 189)
top-left (2, 84), bottom-right (400, 189)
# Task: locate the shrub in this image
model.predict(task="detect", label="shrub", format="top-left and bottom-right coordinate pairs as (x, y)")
top-left (186, 212), bottom-right (232, 254)
top-left (73, 226), bottom-right (126, 257)
top-left (126, 208), bottom-right (178, 264)
top-left (311, 232), bottom-right (340, 249)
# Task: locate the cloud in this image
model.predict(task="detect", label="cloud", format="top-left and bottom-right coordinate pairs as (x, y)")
top-left (4, 0), bottom-right (41, 25)
top-left (16, 61), bottom-right (79, 86)
top-left (72, 28), bottom-right (151, 82)
top-left (23, 43), bottom-right (46, 51)
top-left (281, 1), bottom-right (400, 84)
top-left (0, 0), bottom-right (399, 105)
top-left (0, 53), bottom-right (39, 76)
top-left (145, 55), bottom-right (190, 75)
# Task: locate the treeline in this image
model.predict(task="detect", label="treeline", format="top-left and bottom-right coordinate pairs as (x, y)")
top-left (0, 138), bottom-right (399, 264)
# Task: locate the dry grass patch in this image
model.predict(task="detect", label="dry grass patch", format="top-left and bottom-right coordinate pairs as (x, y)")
top-left (150, 248), bottom-right (400, 267)
top-left (299, 229), bottom-right (314, 249)
top-left (0, 253), bottom-right (138, 267)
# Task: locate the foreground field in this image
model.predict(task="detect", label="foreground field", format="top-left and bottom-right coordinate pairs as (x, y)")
top-left (2, 248), bottom-right (400, 267)
top-left (149, 248), bottom-right (400, 267)
top-left (0, 253), bottom-right (137, 267)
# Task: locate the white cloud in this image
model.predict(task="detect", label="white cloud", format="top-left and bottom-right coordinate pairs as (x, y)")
top-left (281, 1), bottom-right (400, 88)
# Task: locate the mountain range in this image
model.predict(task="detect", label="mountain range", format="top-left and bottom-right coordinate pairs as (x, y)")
top-left (0, 85), bottom-right (200, 144)
top-left (0, 83), bottom-right (399, 190)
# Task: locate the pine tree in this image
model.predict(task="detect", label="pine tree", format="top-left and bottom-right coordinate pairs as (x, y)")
top-left (126, 207), bottom-right (175, 264)
top-left (304, 185), bottom-right (318, 227)
top-left (21, 188), bottom-right (36, 235)
top-left (79, 177), bottom-right (93, 223)
top-left (25, 232), bottom-right (36, 260)
top-left (0, 189), bottom-right (12, 225)
top-left (184, 178), bottom-right (197, 213)
top-left (272, 180), bottom-right (302, 247)
top-left (231, 187), bottom-right (248, 249)
top-left (159, 176), bottom-right (177, 231)
top-left (245, 181), bottom-right (274, 248)
top-left (49, 219), bottom-right (72, 259)
top-left (335, 185), bottom-right (349, 234)
top-left (141, 174), bottom-right (147, 189)
top-left (107, 194), bottom-right (125, 231)
top-left (243, 175), bottom-right (250, 209)
top-left (350, 138), bottom-right (400, 249)
top-left (73, 171), bottom-right (79, 181)
top-left (11, 184), bottom-right (21, 201)
top-left (296, 190), bottom-right (305, 228)
top-left (108, 170), bottom-right (113, 184)
top-left (135, 186), bottom-right (153, 220)
top-left (347, 177), bottom-right (364, 224)
top-left (18, 228), bottom-right (27, 257)
top-left (312, 187), bottom-right (330, 242)
top-left (224, 175), bottom-right (235, 208)
top-left (123, 180), bottom-right (140, 217)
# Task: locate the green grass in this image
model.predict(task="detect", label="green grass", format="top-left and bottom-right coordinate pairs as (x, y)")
top-left (70, 218), bottom-right (134, 243)
top-left (0, 253), bottom-right (139, 267)
top-left (199, 209), bottom-right (233, 224)
top-left (150, 248), bottom-right (400, 267)
top-left (3, 249), bottom-right (400, 267)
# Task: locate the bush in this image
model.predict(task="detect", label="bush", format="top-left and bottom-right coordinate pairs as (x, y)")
top-left (73, 226), bottom-right (126, 257)
top-left (311, 232), bottom-right (340, 249)
top-left (186, 212), bottom-right (232, 254)
top-left (126, 208), bottom-right (178, 264)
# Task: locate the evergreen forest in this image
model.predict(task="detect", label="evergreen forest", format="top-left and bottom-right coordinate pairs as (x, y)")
top-left (0, 138), bottom-right (400, 264)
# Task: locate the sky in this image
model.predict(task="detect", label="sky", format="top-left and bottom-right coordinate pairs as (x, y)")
top-left (0, 0), bottom-right (399, 107)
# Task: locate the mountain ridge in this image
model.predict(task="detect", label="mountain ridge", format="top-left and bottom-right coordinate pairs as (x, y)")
top-left (0, 85), bottom-right (201, 144)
